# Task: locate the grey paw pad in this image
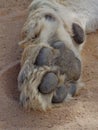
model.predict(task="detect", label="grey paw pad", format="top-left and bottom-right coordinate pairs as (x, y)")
top-left (38, 72), bottom-right (58, 94)
top-left (52, 85), bottom-right (67, 103)
top-left (35, 47), bottom-right (53, 66)
top-left (51, 42), bottom-right (65, 50)
top-left (18, 65), bottom-right (28, 87)
top-left (68, 83), bottom-right (76, 97)
top-left (72, 23), bottom-right (84, 44)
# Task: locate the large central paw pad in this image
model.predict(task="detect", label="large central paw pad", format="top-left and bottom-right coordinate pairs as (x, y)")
top-left (18, 42), bottom-right (81, 110)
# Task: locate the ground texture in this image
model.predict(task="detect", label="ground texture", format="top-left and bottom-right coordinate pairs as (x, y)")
top-left (0, 1), bottom-right (98, 130)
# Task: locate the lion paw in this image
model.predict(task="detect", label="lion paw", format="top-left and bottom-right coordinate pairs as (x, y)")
top-left (18, 42), bottom-right (81, 110)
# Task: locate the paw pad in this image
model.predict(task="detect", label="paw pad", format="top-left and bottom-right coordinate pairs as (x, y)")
top-left (38, 72), bottom-right (58, 94)
top-left (52, 85), bottom-right (67, 103)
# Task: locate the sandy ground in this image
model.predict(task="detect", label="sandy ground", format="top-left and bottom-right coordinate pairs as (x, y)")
top-left (0, 1), bottom-right (98, 130)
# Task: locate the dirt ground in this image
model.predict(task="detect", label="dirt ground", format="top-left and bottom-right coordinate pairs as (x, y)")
top-left (0, 0), bottom-right (98, 130)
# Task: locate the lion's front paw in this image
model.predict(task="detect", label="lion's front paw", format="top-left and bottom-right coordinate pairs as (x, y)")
top-left (18, 42), bottom-right (81, 110)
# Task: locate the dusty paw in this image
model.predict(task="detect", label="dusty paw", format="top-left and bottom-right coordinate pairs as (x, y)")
top-left (18, 43), bottom-right (81, 110)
